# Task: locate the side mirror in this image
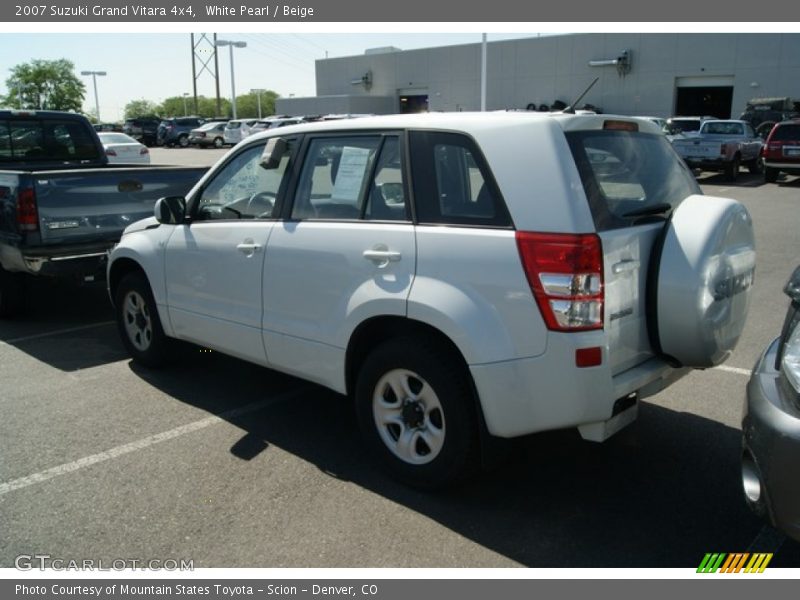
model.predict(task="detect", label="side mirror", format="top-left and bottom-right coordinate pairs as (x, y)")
top-left (260, 137), bottom-right (289, 169)
top-left (154, 196), bottom-right (186, 225)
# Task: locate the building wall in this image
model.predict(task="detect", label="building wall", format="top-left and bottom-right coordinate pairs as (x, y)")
top-left (311, 33), bottom-right (800, 117)
top-left (276, 95), bottom-right (396, 116)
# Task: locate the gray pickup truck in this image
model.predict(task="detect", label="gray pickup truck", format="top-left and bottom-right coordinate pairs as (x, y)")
top-left (671, 119), bottom-right (764, 181)
top-left (0, 109), bottom-right (207, 316)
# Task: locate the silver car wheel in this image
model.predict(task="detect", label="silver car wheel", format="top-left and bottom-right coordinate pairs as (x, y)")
top-left (372, 368), bottom-right (446, 465)
top-left (122, 290), bottom-right (153, 352)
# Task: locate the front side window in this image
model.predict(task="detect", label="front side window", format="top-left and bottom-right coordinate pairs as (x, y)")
top-left (195, 142), bottom-right (291, 220)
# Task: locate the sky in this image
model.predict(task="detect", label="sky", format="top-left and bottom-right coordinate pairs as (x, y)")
top-left (0, 33), bottom-right (547, 121)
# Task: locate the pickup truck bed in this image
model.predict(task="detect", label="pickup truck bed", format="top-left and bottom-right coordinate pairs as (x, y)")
top-left (0, 109), bottom-right (207, 316)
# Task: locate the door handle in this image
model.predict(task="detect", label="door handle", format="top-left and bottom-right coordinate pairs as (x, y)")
top-left (612, 259), bottom-right (640, 274)
top-left (363, 247), bottom-right (402, 268)
top-left (236, 239), bottom-right (262, 257)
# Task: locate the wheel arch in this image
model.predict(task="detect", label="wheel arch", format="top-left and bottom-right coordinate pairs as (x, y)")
top-left (108, 257), bottom-right (146, 307)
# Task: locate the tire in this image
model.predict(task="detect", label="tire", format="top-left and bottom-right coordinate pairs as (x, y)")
top-left (114, 271), bottom-right (171, 368)
top-left (0, 267), bottom-right (24, 318)
top-left (354, 336), bottom-right (480, 489)
top-left (213, 136), bottom-right (224, 148)
top-left (725, 155), bottom-right (740, 181)
top-left (178, 134), bottom-right (189, 148)
top-left (748, 157), bottom-right (764, 175)
top-left (764, 167), bottom-right (779, 183)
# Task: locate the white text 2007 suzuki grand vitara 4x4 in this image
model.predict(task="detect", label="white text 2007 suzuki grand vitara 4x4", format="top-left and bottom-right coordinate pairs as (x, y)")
top-left (108, 113), bottom-right (755, 488)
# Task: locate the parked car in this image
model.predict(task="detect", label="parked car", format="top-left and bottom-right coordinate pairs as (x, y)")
top-left (98, 132), bottom-right (150, 164)
top-left (108, 113), bottom-right (755, 488)
top-left (671, 119), bottom-right (763, 180)
top-left (123, 117), bottom-right (161, 146)
top-left (742, 266), bottom-right (800, 542)
top-left (157, 117), bottom-right (205, 147)
top-left (189, 122), bottom-right (227, 148)
top-left (0, 109), bottom-right (208, 317)
top-left (663, 116), bottom-right (715, 142)
top-left (223, 119), bottom-right (258, 145)
top-left (761, 119), bottom-right (800, 183)
top-left (634, 116), bottom-right (667, 132)
top-left (248, 116), bottom-right (306, 136)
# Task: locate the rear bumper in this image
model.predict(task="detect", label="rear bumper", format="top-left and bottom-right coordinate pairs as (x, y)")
top-left (764, 160), bottom-right (800, 174)
top-left (469, 332), bottom-right (688, 439)
top-left (742, 337), bottom-right (800, 542)
top-left (1, 242), bottom-right (112, 281)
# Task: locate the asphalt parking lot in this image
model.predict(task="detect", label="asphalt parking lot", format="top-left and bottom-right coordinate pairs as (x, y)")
top-left (2, 147), bottom-right (799, 568)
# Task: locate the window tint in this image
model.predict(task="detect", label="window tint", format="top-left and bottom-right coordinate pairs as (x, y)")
top-left (409, 131), bottom-right (509, 226)
top-left (567, 131), bottom-right (700, 231)
top-left (772, 124), bottom-right (800, 141)
top-left (292, 136), bottom-right (380, 220)
top-left (365, 137), bottom-right (408, 221)
top-left (705, 122), bottom-right (743, 135)
top-left (196, 142), bottom-right (291, 220)
top-left (0, 119), bottom-right (100, 162)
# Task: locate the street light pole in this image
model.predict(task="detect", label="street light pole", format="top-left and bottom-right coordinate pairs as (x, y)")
top-left (80, 70), bottom-right (107, 121)
top-left (182, 93), bottom-right (190, 116)
top-left (251, 88), bottom-right (265, 119)
top-left (216, 40), bottom-right (247, 119)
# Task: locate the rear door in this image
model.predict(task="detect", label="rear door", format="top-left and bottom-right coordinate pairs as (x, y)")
top-left (262, 133), bottom-right (415, 388)
top-left (566, 126), bottom-right (702, 374)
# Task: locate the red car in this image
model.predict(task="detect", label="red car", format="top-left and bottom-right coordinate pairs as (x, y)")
top-left (763, 120), bottom-right (800, 182)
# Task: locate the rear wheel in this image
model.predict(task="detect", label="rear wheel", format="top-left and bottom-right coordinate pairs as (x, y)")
top-left (354, 337), bottom-right (480, 489)
top-left (114, 271), bottom-right (171, 367)
top-left (748, 157), bottom-right (764, 175)
top-left (0, 267), bottom-right (24, 318)
top-left (764, 167), bottom-right (779, 183)
top-left (213, 136), bottom-right (224, 148)
top-left (178, 134), bottom-right (189, 148)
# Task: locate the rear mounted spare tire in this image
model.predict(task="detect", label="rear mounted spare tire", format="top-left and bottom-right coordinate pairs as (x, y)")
top-left (651, 194), bottom-right (755, 368)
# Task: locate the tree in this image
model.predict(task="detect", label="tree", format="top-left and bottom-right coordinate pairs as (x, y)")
top-left (235, 90), bottom-right (279, 119)
top-left (124, 99), bottom-right (160, 119)
top-left (2, 59), bottom-right (85, 111)
top-left (159, 95), bottom-right (231, 119)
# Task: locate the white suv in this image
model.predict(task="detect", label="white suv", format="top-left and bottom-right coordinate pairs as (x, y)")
top-left (108, 113), bottom-right (756, 488)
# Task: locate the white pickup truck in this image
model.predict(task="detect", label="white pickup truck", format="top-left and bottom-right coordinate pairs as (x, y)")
top-left (672, 119), bottom-right (764, 181)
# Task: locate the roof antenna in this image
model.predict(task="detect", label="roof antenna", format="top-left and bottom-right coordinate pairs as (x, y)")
top-left (562, 77), bottom-right (600, 114)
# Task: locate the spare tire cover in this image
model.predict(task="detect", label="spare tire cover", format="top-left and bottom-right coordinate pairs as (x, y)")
top-left (655, 194), bottom-right (755, 368)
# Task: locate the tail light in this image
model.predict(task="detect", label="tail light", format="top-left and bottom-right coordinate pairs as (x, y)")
top-left (16, 187), bottom-right (39, 232)
top-left (516, 232), bottom-right (604, 331)
top-left (139, 147), bottom-right (149, 155)
top-left (106, 148), bottom-right (117, 156)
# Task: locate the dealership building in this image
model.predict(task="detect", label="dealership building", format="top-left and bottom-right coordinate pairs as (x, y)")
top-left (277, 33), bottom-right (800, 119)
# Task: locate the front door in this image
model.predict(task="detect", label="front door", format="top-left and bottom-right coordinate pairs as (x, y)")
top-left (164, 141), bottom-right (292, 365)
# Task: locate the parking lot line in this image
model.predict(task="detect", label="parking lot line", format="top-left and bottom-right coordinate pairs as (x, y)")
top-left (0, 388), bottom-right (307, 496)
top-left (0, 321), bottom-right (115, 345)
top-left (715, 365), bottom-right (751, 377)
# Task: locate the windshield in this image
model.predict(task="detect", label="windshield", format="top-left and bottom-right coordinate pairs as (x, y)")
top-left (567, 130), bottom-right (701, 231)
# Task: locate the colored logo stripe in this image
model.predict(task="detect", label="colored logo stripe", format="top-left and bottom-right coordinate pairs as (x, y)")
top-left (697, 553), bottom-right (773, 573)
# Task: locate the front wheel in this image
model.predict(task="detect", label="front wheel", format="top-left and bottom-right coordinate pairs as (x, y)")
top-left (354, 337), bottom-right (480, 489)
top-left (178, 134), bottom-right (189, 148)
top-left (114, 271), bottom-right (171, 367)
top-left (213, 136), bottom-right (224, 148)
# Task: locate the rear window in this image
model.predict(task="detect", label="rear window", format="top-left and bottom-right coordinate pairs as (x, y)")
top-left (771, 124), bottom-right (800, 141)
top-left (226, 122), bottom-right (242, 129)
top-left (704, 122), bottom-right (744, 135)
top-left (0, 119), bottom-right (101, 162)
top-left (567, 131), bottom-right (700, 231)
top-left (670, 120), bottom-right (701, 132)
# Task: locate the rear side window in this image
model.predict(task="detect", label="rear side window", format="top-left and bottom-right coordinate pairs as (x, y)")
top-left (409, 131), bottom-right (510, 227)
top-left (567, 131), bottom-right (700, 231)
top-left (0, 119), bottom-right (100, 162)
top-left (772, 124), bottom-right (800, 141)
